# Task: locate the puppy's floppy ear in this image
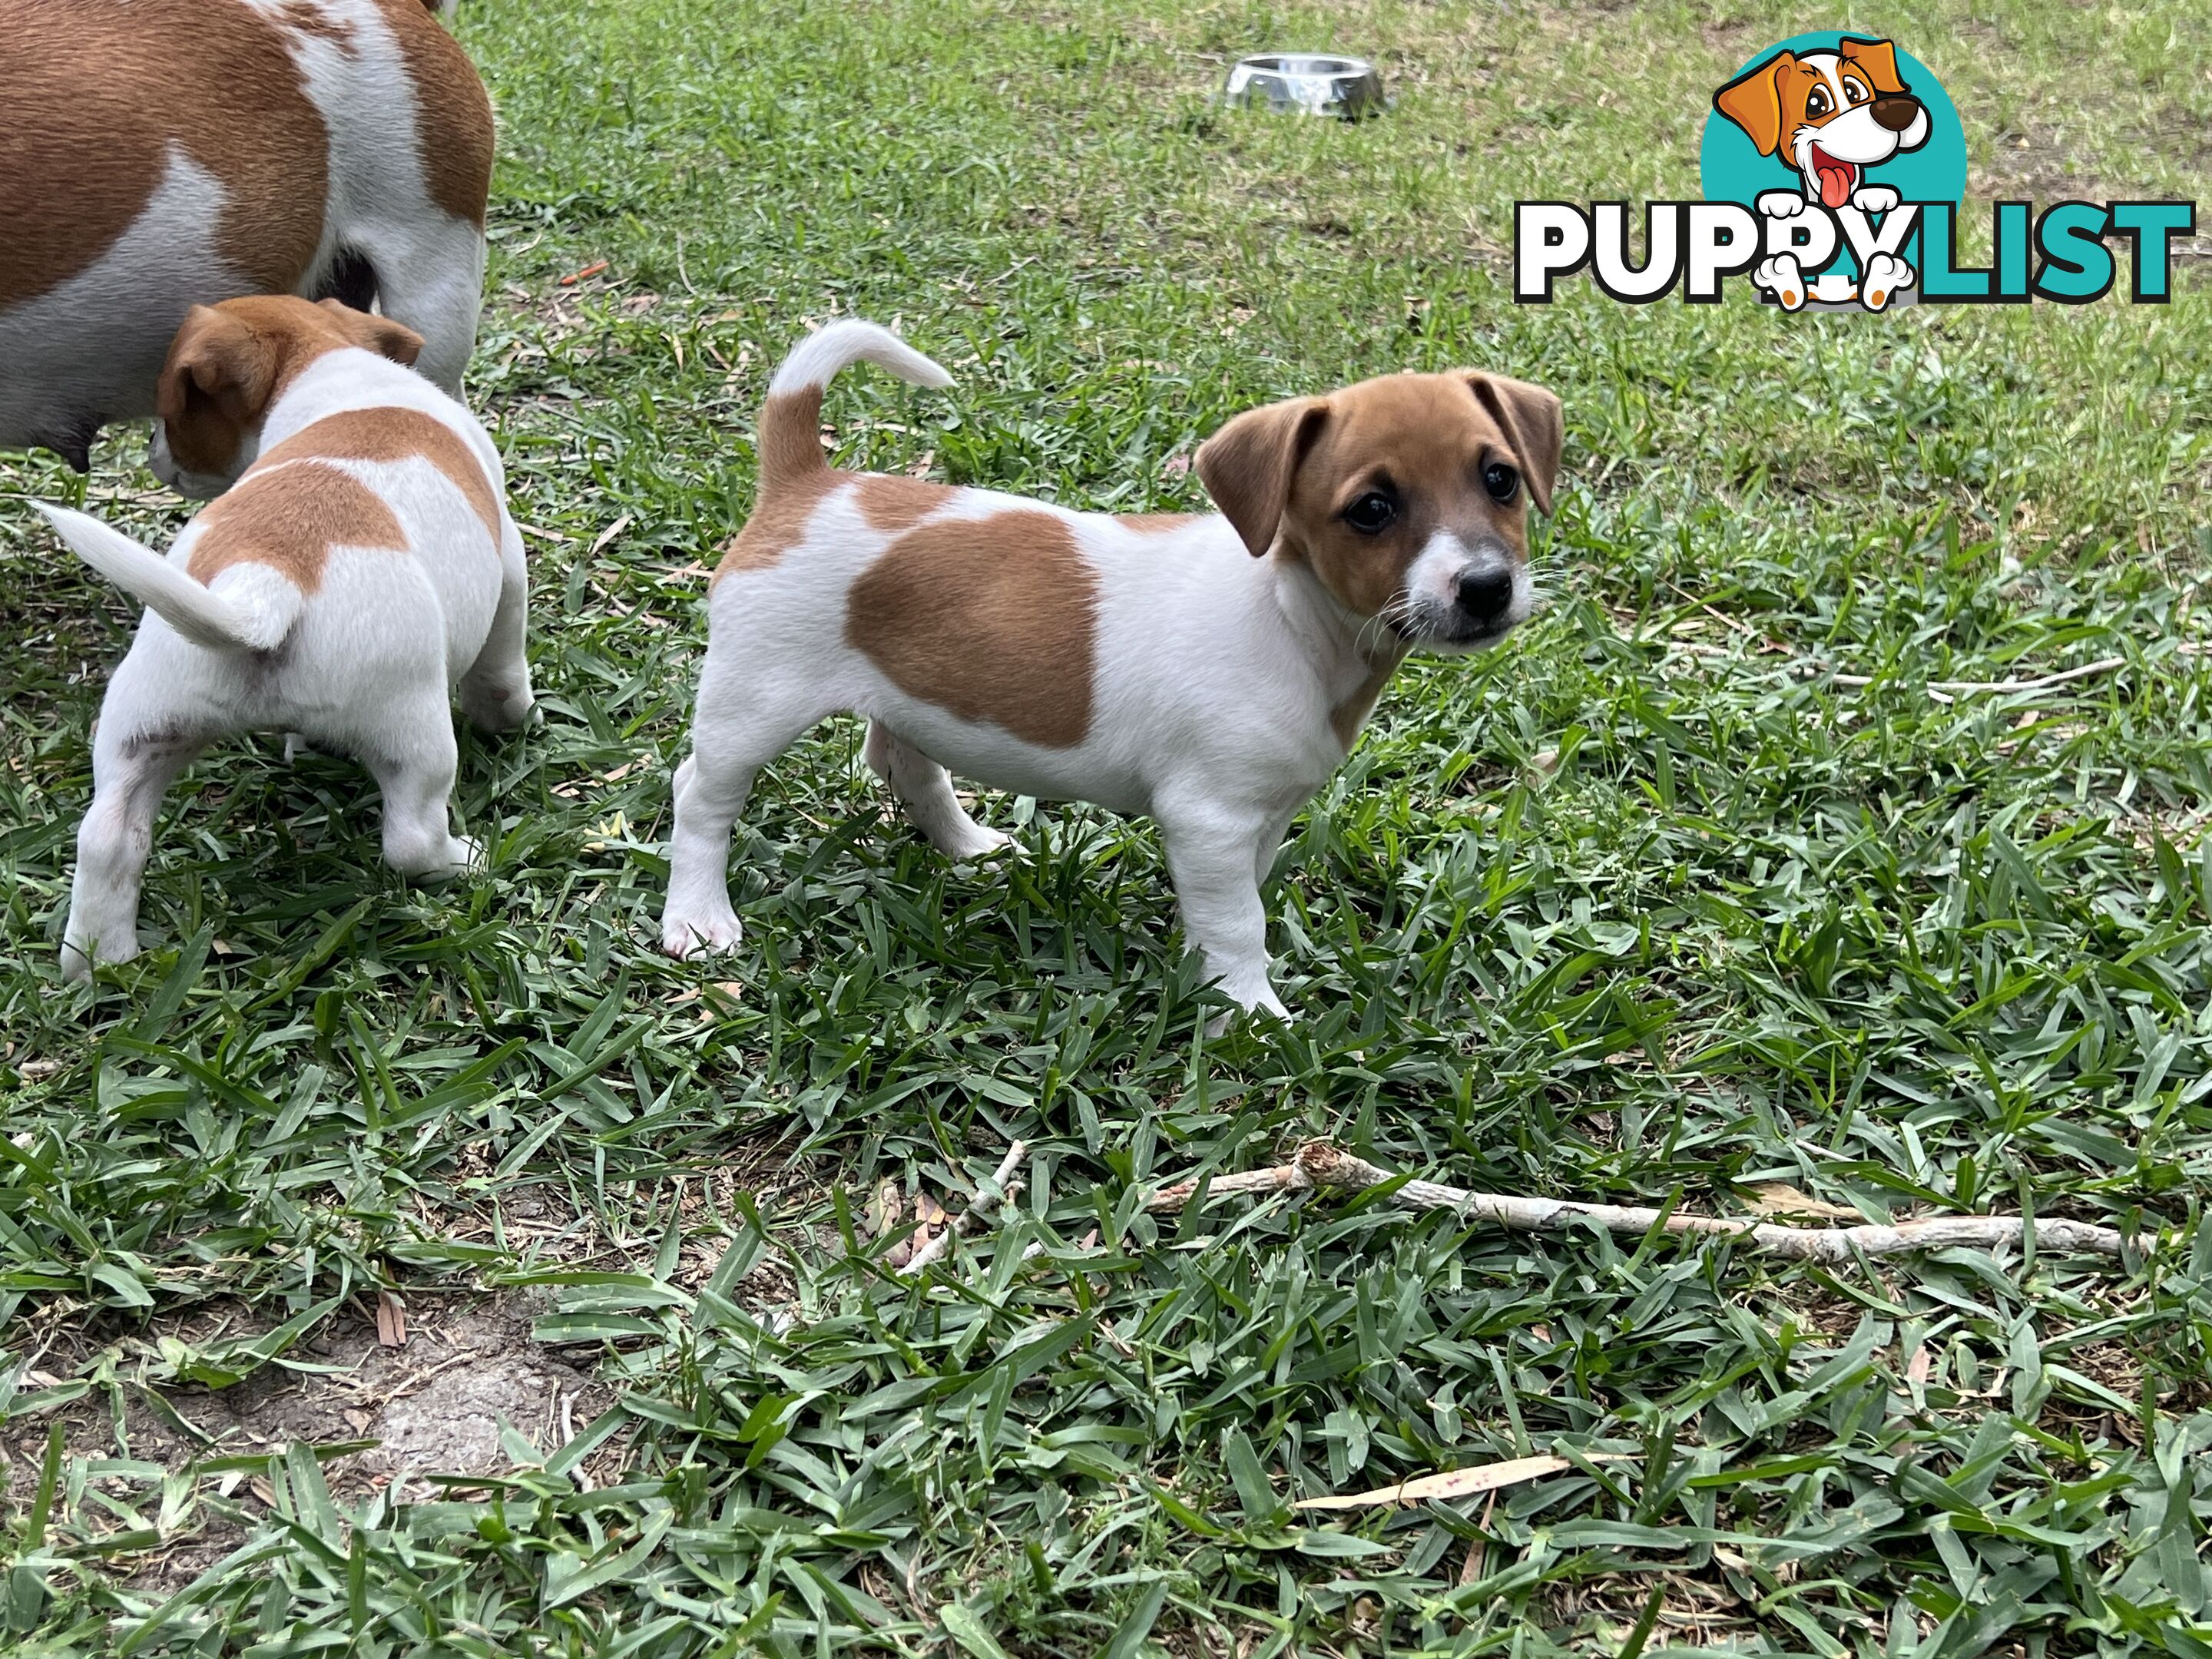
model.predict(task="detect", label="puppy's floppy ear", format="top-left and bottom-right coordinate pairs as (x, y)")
top-left (1195, 396), bottom-right (1330, 558)
top-left (1464, 373), bottom-right (1562, 514)
top-left (157, 304), bottom-right (280, 475)
top-left (1837, 37), bottom-right (1906, 94)
top-left (1714, 50), bottom-right (1794, 156)
top-left (317, 297), bottom-right (426, 366)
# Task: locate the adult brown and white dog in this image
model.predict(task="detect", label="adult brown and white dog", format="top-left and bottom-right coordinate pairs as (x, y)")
top-left (0, 0), bottom-right (493, 475)
top-left (660, 322), bottom-right (1561, 1019)
top-left (37, 296), bottom-right (532, 980)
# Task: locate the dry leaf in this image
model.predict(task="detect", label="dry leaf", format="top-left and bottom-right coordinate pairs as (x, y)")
top-left (1744, 1182), bottom-right (1861, 1221)
top-left (1293, 1452), bottom-right (1621, 1511)
top-left (376, 1290), bottom-right (408, 1348)
top-left (869, 1181), bottom-right (903, 1240)
top-left (1906, 1345), bottom-right (1932, 1386)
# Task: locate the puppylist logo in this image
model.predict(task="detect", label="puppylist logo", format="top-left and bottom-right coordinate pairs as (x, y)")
top-left (1516, 32), bottom-right (2194, 310)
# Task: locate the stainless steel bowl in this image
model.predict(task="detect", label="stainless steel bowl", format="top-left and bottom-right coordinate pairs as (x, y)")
top-left (1222, 54), bottom-right (1386, 120)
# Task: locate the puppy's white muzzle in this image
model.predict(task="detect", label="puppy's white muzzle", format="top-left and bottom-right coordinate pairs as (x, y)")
top-left (1400, 530), bottom-right (1532, 651)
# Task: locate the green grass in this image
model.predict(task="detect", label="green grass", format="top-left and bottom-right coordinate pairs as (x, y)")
top-left (2, 0), bottom-right (2210, 1652)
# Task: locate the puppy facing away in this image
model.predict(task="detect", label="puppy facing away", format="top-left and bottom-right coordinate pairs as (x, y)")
top-left (38, 296), bottom-right (533, 980)
top-left (0, 0), bottom-right (493, 472)
top-left (661, 321), bottom-right (1560, 1018)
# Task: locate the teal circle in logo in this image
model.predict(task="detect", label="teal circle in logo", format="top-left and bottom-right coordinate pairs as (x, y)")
top-left (1700, 34), bottom-right (1965, 212)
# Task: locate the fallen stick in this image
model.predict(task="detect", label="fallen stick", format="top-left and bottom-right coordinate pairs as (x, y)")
top-left (1830, 656), bottom-right (2126, 697)
top-left (900, 1141), bottom-right (1028, 1277)
top-left (1146, 1141), bottom-right (2127, 1263)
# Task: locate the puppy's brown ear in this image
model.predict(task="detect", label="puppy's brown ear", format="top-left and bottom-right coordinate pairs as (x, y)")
top-left (1195, 396), bottom-right (1329, 558)
top-left (1837, 37), bottom-right (1905, 94)
top-left (1465, 373), bottom-right (1563, 514)
top-left (1714, 51), bottom-right (1794, 156)
top-left (157, 305), bottom-right (280, 476)
top-left (317, 298), bottom-right (426, 366)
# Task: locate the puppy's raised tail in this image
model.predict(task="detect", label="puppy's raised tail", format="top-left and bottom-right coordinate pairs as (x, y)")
top-left (757, 321), bottom-right (952, 493)
top-left (38, 505), bottom-right (298, 653)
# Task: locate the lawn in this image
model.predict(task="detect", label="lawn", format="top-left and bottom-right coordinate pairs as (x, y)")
top-left (2, 0), bottom-right (2210, 1654)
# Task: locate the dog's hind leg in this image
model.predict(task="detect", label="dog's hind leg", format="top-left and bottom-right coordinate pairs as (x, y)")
top-left (361, 694), bottom-right (478, 880)
top-left (352, 217), bottom-right (485, 396)
top-left (63, 710), bottom-right (209, 982)
top-left (460, 530), bottom-right (535, 733)
top-left (661, 678), bottom-right (825, 959)
top-left (864, 721), bottom-right (1008, 861)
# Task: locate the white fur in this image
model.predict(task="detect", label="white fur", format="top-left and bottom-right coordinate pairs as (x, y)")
top-left (0, 0), bottom-right (485, 464)
top-left (661, 329), bottom-right (1530, 1020)
top-left (769, 320), bottom-right (955, 398)
top-left (46, 347), bottom-right (532, 982)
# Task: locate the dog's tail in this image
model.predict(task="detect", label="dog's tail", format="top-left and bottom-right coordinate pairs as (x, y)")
top-left (38, 505), bottom-right (299, 653)
top-left (756, 320), bottom-right (952, 495)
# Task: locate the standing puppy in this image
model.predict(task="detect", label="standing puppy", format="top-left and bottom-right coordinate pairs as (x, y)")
top-left (39, 296), bottom-right (533, 980)
top-left (661, 322), bottom-right (1560, 1017)
top-left (0, 0), bottom-right (493, 472)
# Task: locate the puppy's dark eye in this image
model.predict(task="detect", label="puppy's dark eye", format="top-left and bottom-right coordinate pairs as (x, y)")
top-left (1805, 86), bottom-right (1831, 119)
top-left (1343, 491), bottom-right (1397, 535)
top-left (1482, 462), bottom-right (1520, 503)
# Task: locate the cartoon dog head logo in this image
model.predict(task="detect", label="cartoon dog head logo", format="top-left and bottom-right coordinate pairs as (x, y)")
top-left (1714, 38), bottom-right (1929, 210)
top-left (1700, 34), bottom-right (1965, 312)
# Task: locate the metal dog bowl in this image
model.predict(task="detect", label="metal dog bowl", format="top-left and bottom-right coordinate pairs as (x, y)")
top-left (1222, 54), bottom-right (1386, 120)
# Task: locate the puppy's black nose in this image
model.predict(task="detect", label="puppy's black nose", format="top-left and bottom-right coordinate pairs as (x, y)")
top-left (1871, 95), bottom-right (1920, 132)
top-left (1456, 566), bottom-right (1514, 622)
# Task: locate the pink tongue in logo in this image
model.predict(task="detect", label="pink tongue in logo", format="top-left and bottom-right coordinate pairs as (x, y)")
top-left (1816, 162), bottom-right (1853, 207)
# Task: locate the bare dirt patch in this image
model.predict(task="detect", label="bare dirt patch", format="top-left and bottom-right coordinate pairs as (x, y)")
top-left (2, 1295), bottom-right (622, 1592)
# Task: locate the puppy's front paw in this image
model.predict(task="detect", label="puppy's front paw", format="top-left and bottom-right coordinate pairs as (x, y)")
top-left (415, 836), bottom-right (482, 882)
top-left (661, 906), bottom-right (743, 959)
top-left (1859, 252), bottom-right (1913, 311)
top-left (1754, 255), bottom-right (1808, 311)
top-left (1756, 190), bottom-right (1809, 220)
top-left (1851, 184), bottom-right (1900, 214)
top-left (944, 825), bottom-right (1012, 862)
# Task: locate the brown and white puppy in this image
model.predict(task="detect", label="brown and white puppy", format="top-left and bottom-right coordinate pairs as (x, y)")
top-left (661, 322), bottom-right (1561, 1018)
top-left (0, 0), bottom-right (493, 475)
top-left (38, 296), bottom-right (532, 979)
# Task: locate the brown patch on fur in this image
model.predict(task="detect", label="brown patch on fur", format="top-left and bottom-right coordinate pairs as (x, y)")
top-left (157, 296), bottom-right (426, 479)
top-left (756, 389), bottom-right (830, 491)
top-left (0, 0), bottom-right (329, 310)
top-left (276, 1), bottom-right (360, 53)
top-left (257, 406), bottom-right (499, 536)
top-left (373, 0), bottom-right (495, 227)
top-left (711, 389), bottom-right (844, 586)
top-left (846, 510), bottom-right (1096, 747)
top-left (856, 474), bottom-right (954, 533)
top-left (186, 460), bottom-right (408, 594)
top-left (714, 472), bottom-right (838, 585)
top-left (1114, 513), bottom-right (1202, 535)
top-left (1330, 650), bottom-right (1409, 748)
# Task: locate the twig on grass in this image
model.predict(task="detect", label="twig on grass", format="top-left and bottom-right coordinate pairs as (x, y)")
top-left (1147, 1141), bottom-right (2128, 1262)
top-left (1830, 655), bottom-right (2127, 697)
top-left (899, 1141), bottom-right (1029, 1277)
